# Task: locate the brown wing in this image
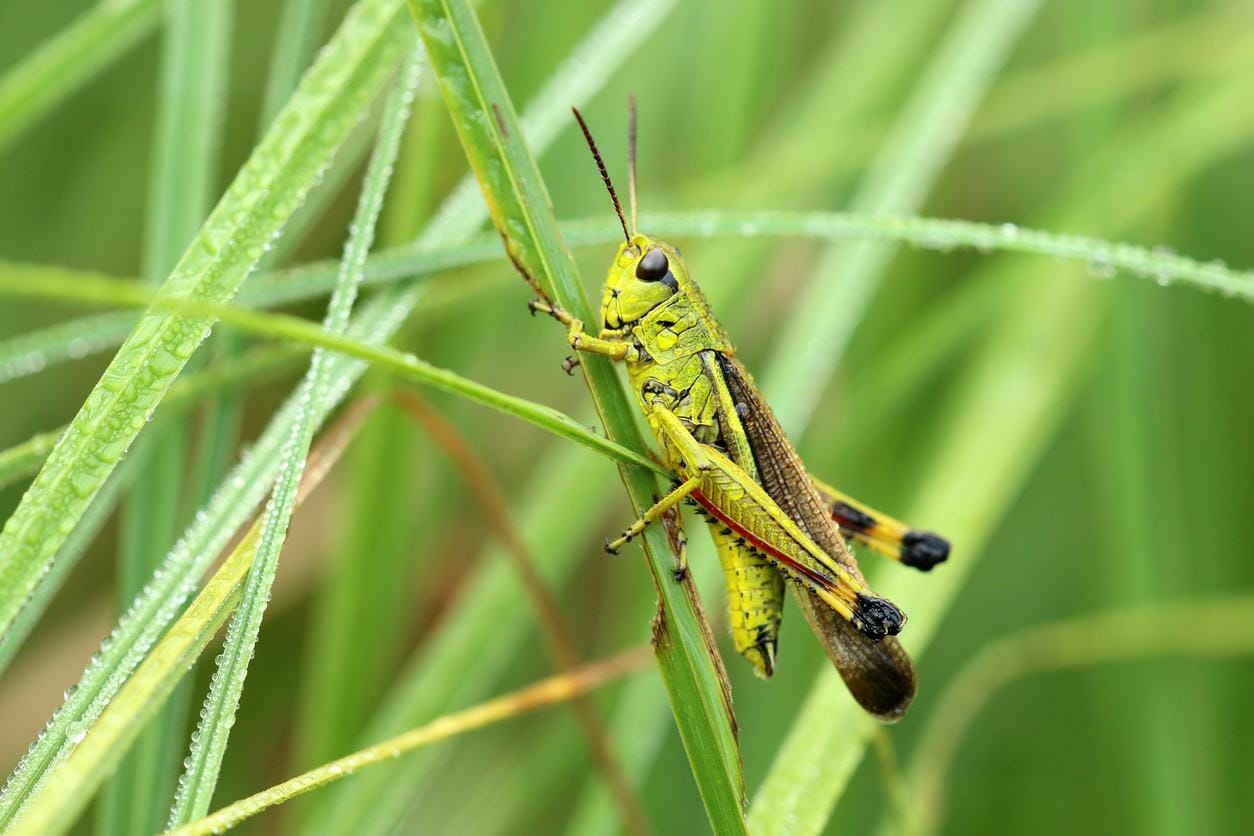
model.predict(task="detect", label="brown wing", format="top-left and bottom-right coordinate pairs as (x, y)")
top-left (795, 591), bottom-right (916, 720)
top-left (715, 353), bottom-right (916, 720)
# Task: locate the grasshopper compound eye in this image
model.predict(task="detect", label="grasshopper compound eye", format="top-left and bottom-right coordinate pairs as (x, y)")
top-left (636, 248), bottom-right (669, 281)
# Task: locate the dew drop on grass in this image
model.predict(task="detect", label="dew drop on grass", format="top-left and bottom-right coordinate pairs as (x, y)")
top-left (1087, 257), bottom-right (1116, 280)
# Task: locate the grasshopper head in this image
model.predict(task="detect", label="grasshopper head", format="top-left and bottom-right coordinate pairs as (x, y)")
top-left (601, 233), bottom-right (684, 329)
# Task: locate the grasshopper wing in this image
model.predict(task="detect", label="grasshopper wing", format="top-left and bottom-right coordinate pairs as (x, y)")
top-left (796, 590), bottom-right (916, 720)
top-left (714, 354), bottom-right (917, 718)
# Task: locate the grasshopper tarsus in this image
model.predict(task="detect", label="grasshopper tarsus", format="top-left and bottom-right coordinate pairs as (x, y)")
top-left (901, 531), bottom-right (950, 571)
top-left (602, 538), bottom-right (619, 556)
top-left (671, 565), bottom-right (688, 583)
top-left (561, 355), bottom-right (581, 375)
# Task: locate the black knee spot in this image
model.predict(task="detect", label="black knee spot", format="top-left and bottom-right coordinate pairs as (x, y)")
top-left (854, 594), bottom-right (906, 640)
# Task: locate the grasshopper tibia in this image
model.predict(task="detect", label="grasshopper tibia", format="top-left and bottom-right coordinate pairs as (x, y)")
top-left (853, 594), bottom-right (906, 640)
top-left (817, 482), bottom-right (951, 572)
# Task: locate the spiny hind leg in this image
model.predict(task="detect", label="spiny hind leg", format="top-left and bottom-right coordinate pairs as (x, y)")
top-left (811, 476), bottom-right (951, 571)
top-left (604, 476), bottom-right (702, 554)
top-left (654, 406), bottom-right (906, 640)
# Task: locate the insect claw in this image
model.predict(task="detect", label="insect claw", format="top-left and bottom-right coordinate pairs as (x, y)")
top-left (602, 538), bottom-right (619, 555)
top-left (671, 565), bottom-right (688, 583)
top-left (561, 356), bottom-right (580, 375)
top-left (901, 531), bottom-right (950, 571)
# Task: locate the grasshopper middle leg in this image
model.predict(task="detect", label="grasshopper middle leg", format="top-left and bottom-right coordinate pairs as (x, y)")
top-left (604, 476), bottom-right (702, 554)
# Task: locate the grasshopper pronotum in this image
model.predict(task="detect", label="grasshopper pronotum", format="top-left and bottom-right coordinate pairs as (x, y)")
top-left (525, 104), bottom-right (949, 720)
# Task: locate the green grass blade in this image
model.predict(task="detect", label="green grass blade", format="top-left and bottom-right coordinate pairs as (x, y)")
top-left (0, 275), bottom-right (660, 473)
top-left (261, 0), bottom-right (333, 129)
top-left (1, 204), bottom-right (1248, 395)
top-left (0, 345), bottom-right (306, 491)
top-left (166, 47), bottom-right (421, 826)
top-left (0, 311), bottom-right (137, 384)
top-left (898, 596), bottom-right (1254, 836)
top-left (760, 0), bottom-right (1044, 432)
top-left (0, 0), bottom-right (409, 678)
top-left (0, 0), bottom-right (161, 153)
top-left (747, 62), bottom-right (1254, 836)
top-left (0, 460), bottom-right (136, 676)
top-left (7, 514), bottom-right (268, 836)
top-left (300, 4), bottom-right (680, 831)
top-left (0, 0), bottom-right (411, 825)
top-left (0, 2), bottom-right (662, 828)
top-left (98, 2), bottom-right (234, 832)
top-left (407, 0), bottom-right (746, 831)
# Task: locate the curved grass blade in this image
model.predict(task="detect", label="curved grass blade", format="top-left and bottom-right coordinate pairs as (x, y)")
top-left (0, 0), bottom-right (161, 153)
top-left (0, 273), bottom-right (660, 474)
top-left (0, 0), bottom-right (412, 825)
top-left (899, 596), bottom-right (1254, 836)
top-left (171, 650), bottom-right (651, 836)
top-left (12, 184), bottom-right (1249, 389)
top-left (0, 0), bottom-right (410, 680)
top-left (407, 0), bottom-right (746, 830)
top-left (166, 48), bottom-right (421, 826)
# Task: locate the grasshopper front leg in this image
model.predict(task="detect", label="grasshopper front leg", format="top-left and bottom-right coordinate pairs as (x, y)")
top-left (529, 300), bottom-right (638, 369)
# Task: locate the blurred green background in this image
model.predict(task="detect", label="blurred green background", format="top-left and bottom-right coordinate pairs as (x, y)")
top-left (1, 0), bottom-right (1252, 834)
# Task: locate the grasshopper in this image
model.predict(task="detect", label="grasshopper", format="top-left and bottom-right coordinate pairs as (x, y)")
top-left (524, 106), bottom-right (949, 720)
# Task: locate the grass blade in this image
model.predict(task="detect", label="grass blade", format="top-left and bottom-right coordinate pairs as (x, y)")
top-left (407, 0), bottom-right (746, 830)
top-left (261, 0), bottom-right (334, 129)
top-left (760, 0), bottom-right (1044, 432)
top-left (0, 0), bottom-right (412, 824)
top-left (0, 0), bottom-right (409, 680)
top-left (11, 183), bottom-right (1248, 388)
top-left (4, 405), bottom-right (363, 836)
top-left (0, 460), bottom-right (135, 675)
top-left (166, 47), bottom-right (422, 826)
top-left (901, 596), bottom-right (1254, 836)
top-left (173, 650), bottom-right (651, 836)
top-left (747, 63), bottom-right (1254, 836)
top-left (0, 3), bottom-right (666, 831)
top-left (99, 1), bottom-right (234, 832)
top-left (0, 0), bottom-right (161, 153)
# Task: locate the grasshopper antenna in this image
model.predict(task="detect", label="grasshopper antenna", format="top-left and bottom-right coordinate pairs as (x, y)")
top-left (627, 94), bottom-right (639, 234)
top-left (572, 107), bottom-right (631, 246)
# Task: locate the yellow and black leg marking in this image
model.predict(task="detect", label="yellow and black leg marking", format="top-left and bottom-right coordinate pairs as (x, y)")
top-left (603, 476), bottom-right (702, 554)
top-left (811, 477), bottom-right (950, 571)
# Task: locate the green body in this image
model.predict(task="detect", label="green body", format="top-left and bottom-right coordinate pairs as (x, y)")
top-left (551, 232), bottom-right (935, 718)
